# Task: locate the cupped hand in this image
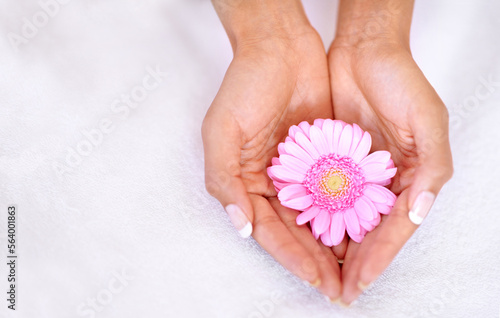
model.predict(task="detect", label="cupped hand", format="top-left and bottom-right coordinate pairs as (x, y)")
top-left (202, 28), bottom-right (343, 300)
top-left (328, 39), bottom-right (453, 304)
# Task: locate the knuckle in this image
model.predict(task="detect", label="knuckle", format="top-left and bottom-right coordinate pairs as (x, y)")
top-left (443, 164), bottom-right (454, 181)
top-left (254, 214), bottom-right (282, 229)
top-left (434, 161), bottom-right (454, 183)
top-left (204, 171), bottom-right (224, 197)
top-left (204, 177), bottom-right (220, 197)
top-left (201, 115), bottom-right (212, 139)
top-left (283, 217), bottom-right (299, 229)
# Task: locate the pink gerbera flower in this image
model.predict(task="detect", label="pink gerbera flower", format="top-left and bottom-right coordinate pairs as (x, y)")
top-left (267, 119), bottom-right (397, 246)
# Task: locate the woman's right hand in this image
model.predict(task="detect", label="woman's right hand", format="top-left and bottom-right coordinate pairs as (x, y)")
top-left (203, 0), bottom-right (343, 301)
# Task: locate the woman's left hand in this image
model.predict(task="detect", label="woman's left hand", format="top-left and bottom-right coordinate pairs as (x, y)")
top-left (327, 1), bottom-right (453, 303)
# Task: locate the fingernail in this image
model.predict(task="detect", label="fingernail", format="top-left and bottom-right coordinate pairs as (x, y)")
top-left (325, 296), bottom-right (341, 304)
top-left (408, 191), bottom-right (436, 225)
top-left (338, 299), bottom-right (350, 308)
top-left (310, 277), bottom-right (321, 287)
top-left (225, 204), bottom-right (252, 238)
top-left (357, 281), bottom-right (370, 291)
top-left (303, 277), bottom-right (321, 288)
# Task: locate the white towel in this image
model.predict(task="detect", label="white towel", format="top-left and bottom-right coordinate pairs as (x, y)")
top-left (0, 0), bottom-right (498, 317)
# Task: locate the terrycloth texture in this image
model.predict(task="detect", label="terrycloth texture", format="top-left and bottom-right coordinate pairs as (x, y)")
top-left (0, 1), bottom-right (499, 317)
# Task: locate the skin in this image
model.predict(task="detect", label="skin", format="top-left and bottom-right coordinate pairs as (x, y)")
top-left (203, 0), bottom-right (453, 305)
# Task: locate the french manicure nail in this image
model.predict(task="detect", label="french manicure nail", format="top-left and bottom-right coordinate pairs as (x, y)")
top-left (303, 277), bottom-right (321, 288)
top-left (408, 191), bottom-right (436, 225)
top-left (225, 204), bottom-right (252, 238)
top-left (309, 277), bottom-right (321, 287)
top-left (325, 296), bottom-right (341, 304)
top-left (357, 281), bottom-right (370, 291)
top-left (338, 300), bottom-right (350, 308)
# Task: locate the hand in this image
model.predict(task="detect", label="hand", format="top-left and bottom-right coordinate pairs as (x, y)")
top-left (203, 0), bottom-right (342, 300)
top-left (328, 0), bottom-right (453, 305)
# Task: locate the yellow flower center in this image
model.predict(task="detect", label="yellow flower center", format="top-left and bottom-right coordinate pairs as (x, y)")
top-left (327, 175), bottom-right (343, 192)
top-left (319, 170), bottom-right (348, 198)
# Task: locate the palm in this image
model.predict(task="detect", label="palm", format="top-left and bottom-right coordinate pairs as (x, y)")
top-left (329, 45), bottom-right (422, 194)
top-left (231, 38), bottom-right (333, 197)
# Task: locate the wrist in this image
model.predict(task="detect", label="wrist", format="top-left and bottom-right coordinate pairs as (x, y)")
top-left (333, 0), bottom-right (414, 51)
top-left (212, 0), bottom-right (312, 52)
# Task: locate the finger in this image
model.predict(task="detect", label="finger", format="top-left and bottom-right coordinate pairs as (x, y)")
top-left (318, 244), bottom-right (343, 302)
top-left (250, 194), bottom-right (320, 285)
top-left (269, 198), bottom-right (341, 300)
top-left (331, 236), bottom-right (348, 261)
top-left (407, 89), bottom-right (453, 219)
top-left (341, 227), bottom-right (388, 305)
top-left (343, 113), bottom-right (453, 303)
top-left (202, 110), bottom-right (254, 238)
top-left (351, 192), bottom-right (418, 297)
top-left (339, 239), bottom-right (362, 305)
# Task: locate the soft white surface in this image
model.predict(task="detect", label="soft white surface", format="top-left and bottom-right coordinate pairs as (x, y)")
top-left (0, 1), bottom-right (499, 317)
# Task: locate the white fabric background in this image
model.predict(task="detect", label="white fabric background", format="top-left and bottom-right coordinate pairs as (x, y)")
top-left (0, 1), bottom-right (499, 317)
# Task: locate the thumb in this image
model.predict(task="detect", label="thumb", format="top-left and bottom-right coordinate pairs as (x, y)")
top-left (201, 111), bottom-right (254, 238)
top-left (407, 106), bottom-right (454, 225)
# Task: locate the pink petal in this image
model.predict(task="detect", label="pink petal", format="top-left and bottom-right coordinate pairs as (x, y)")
top-left (354, 196), bottom-right (377, 221)
top-left (309, 125), bottom-right (329, 155)
top-left (375, 202), bottom-right (392, 214)
top-left (320, 229), bottom-right (333, 247)
top-left (361, 162), bottom-right (386, 177)
top-left (295, 132), bottom-right (320, 160)
top-left (273, 180), bottom-right (289, 191)
top-left (277, 142), bottom-right (287, 155)
top-left (369, 211), bottom-right (381, 225)
top-left (344, 208), bottom-right (361, 236)
top-left (282, 194), bottom-right (314, 210)
top-left (313, 209), bottom-right (330, 235)
top-left (285, 136), bottom-right (293, 143)
top-left (271, 157), bottom-right (280, 166)
top-left (284, 141), bottom-right (315, 165)
top-left (351, 132), bottom-right (372, 163)
top-left (313, 118), bottom-right (325, 129)
top-left (359, 219), bottom-right (374, 231)
top-left (298, 121), bottom-right (311, 138)
top-left (359, 150), bottom-right (391, 167)
top-left (365, 167), bottom-right (397, 183)
top-left (296, 205), bottom-right (321, 225)
top-left (279, 154), bottom-right (311, 175)
top-left (267, 165), bottom-right (305, 183)
top-left (337, 124), bottom-right (353, 156)
top-left (330, 212), bottom-right (346, 246)
top-left (369, 184), bottom-right (397, 205)
top-left (278, 184), bottom-right (309, 202)
top-left (386, 159), bottom-right (395, 169)
top-left (382, 186), bottom-right (397, 204)
top-left (310, 217), bottom-right (320, 239)
top-left (349, 228), bottom-right (367, 243)
top-left (288, 125), bottom-right (302, 141)
top-left (321, 119), bottom-right (335, 152)
top-left (375, 179), bottom-right (392, 186)
top-left (349, 124), bottom-right (363, 155)
top-left (363, 184), bottom-right (389, 204)
top-left (331, 121), bottom-right (344, 153)
top-left (336, 120), bottom-right (347, 127)
top-left (359, 212), bottom-right (381, 231)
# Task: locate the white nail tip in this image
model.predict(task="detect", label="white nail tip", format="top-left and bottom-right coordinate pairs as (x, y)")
top-left (408, 191), bottom-right (436, 225)
top-left (238, 222), bottom-right (253, 238)
top-left (408, 212), bottom-right (424, 225)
